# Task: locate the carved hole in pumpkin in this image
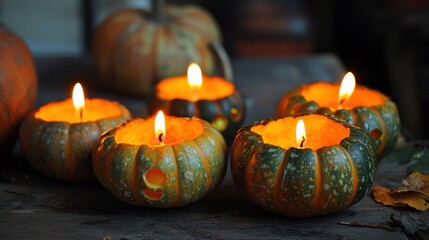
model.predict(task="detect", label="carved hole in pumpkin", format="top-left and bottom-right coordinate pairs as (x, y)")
top-left (370, 129), bottom-right (382, 141)
top-left (211, 114), bottom-right (228, 132)
top-left (143, 189), bottom-right (163, 200)
top-left (143, 168), bottom-right (167, 200)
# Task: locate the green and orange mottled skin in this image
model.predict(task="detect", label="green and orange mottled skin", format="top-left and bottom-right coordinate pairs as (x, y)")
top-left (0, 24), bottom-right (37, 156)
top-left (149, 91), bottom-right (245, 143)
top-left (231, 117), bottom-right (377, 218)
top-left (275, 84), bottom-right (400, 159)
top-left (19, 105), bottom-right (131, 182)
top-left (92, 0), bottom-right (223, 97)
top-left (92, 118), bottom-right (227, 208)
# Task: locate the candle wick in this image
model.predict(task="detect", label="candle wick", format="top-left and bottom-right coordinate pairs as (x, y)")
top-left (300, 136), bottom-right (306, 148)
top-left (158, 133), bottom-right (165, 144)
top-left (338, 99), bottom-right (345, 110)
top-left (79, 108), bottom-right (84, 122)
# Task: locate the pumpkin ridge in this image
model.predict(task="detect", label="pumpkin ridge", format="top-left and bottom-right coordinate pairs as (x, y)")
top-left (370, 107), bottom-right (387, 156)
top-left (103, 137), bottom-right (120, 190)
top-left (64, 124), bottom-right (76, 178)
top-left (115, 21), bottom-right (146, 91)
top-left (131, 145), bottom-right (144, 204)
top-left (244, 144), bottom-right (265, 203)
top-left (169, 144), bottom-right (181, 204)
top-left (308, 149), bottom-right (323, 216)
top-left (338, 144), bottom-right (359, 205)
top-left (272, 148), bottom-right (288, 213)
top-left (190, 139), bottom-right (212, 197)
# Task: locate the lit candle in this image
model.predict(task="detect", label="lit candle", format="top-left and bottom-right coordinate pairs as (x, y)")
top-left (295, 119), bottom-right (307, 148)
top-left (72, 83), bottom-right (85, 121)
top-left (231, 114), bottom-right (377, 217)
top-left (19, 83), bottom-right (131, 182)
top-left (155, 110), bottom-right (166, 145)
top-left (149, 63), bottom-right (245, 142)
top-left (337, 72), bottom-right (356, 110)
top-left (93, 114), bottom-right (227, 208)
top-left (276, 72), bottom-right (400, 158)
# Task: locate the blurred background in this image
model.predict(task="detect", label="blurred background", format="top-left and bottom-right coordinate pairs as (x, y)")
top-left (1, 0), bottom-right (429, 138)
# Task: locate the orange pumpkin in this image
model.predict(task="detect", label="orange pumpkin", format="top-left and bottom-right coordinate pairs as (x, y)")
top-left (92, 0), bottom-right (228, 97)
top-left (0, 23), bottom-right (37, 156)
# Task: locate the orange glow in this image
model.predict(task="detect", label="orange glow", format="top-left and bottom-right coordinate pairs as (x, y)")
top-left (155, 110), bottom-right (166, 144)
top-left (72, 83), bottom-right (85, 120)
top-left (251, 115), bottom-right (350, 150)
top-left (296, 119), bottom-right (307, 148)
top-left (187, 63), bottom-right (203, 88)
top-left (338, 72), bottom-right (356, 109)
top-left (115, 117), bottom-right (204, 146)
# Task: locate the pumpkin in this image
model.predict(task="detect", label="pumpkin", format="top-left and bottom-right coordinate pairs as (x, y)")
top-left (231, 114), bottom-right (377, 217)
top-left (275, 82), bottom-right (400, 158)
top-left (92, 116), bottom-right (227, 208)
top-left (149, 75), bottom-right (245, 143)
top-left (19, 99), bottom-right (131, 182)
top-left (92, 0), bottom-right (230, 97)
top-left (0, 23), bottom-right (37, 156)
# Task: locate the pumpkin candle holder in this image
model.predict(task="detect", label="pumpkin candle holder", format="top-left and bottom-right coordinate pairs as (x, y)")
top-left (92, 111), bottom-right (227, 208)
top-left (19, 83), bottom-right (131, 182)
top-left (149, 63), bottom-right (245, 143)
top-left (231, 114), bottom-right (377, 218)
top-left (275, 72), bottom-right (400, 158)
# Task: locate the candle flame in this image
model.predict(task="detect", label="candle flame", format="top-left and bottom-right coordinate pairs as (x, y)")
top-left (155, 110), bottom-right (166, 144)
top-left (72, 83), bottom-right (85, 121)
top-left (338, 72), bottom-right (356, 109)
top-left (296, 119), bottom-right (307, 148)
top-left (187, 63), bottom-right (203, 88)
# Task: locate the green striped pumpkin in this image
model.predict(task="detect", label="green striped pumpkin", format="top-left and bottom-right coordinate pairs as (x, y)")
top-left (275, 82), bottom-right (400, 159)
top-left (92, 0), bottom-right (223, 97)
top-left (231, 115), bottom-right (377, 217)
top-left (92, 117), bottom-right (227, 208)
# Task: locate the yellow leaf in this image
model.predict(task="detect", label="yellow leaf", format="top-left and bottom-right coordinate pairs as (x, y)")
top-left (372, 172), bottom-right (429, 211)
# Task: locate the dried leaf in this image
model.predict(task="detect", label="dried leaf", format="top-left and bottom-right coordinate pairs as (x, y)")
top-left (372, 185), bottom-right (429, 211)
top-left (372, 172), bottom-right (429, 211)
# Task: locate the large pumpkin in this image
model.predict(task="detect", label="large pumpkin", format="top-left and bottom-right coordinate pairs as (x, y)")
top-left (0, 23), bottom-right (37, 156)
top-left (231, 114), bottom-right (377, 217)
top-left (92, 116), bottom-right (227, 208)
top-left (275, 82), bottom-right (400, 158)
top-left (92, 0), bottom-right (228, 97)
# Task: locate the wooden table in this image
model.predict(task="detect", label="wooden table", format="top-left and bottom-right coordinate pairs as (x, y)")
top-left (1, 55), bottom-right (427, 239)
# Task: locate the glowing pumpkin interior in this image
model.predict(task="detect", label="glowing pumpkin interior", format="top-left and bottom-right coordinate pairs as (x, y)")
top-left (300, 82), bottom-right (388, 109)
top-left (35, 99), bottom-right (125, 123)
top-left (155, 76), bottom-right (235, 101)
top-left (115, 116), bottom-right (204, 146)
top-left (251, 115), bottom-right (351, 150)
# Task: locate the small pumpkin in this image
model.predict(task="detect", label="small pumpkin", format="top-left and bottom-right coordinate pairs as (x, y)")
top-left (0, 23), bottom-right (37, 156)
top-left (275, 81), bottom-right (400, 158)
top-left (19, 99), bottom-right (131, 182)
top-left (92, 116), bottom-right (227, 208)
top-left (92, 0), bottom-right (229, 97)
top-left (231, 114), bottom-right (377, 217)
top-left (149, 75), bottom-right (245, 142)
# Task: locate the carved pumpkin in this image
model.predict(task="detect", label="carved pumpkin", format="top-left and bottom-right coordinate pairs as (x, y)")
top-left (92, 116), bottom-right (227, 208)
top-left (92, 0), bottom-right (230, 97)
top-left (275, 82), bottom-right (400, 158)
top-left (0, 23), bottom-right (37, 156)
top-left (231, 114), bottom-right (377, 217)
top-left (19, 99), bottom-right (131, 182)
top-left (149, 74), bottom-right (245, 142)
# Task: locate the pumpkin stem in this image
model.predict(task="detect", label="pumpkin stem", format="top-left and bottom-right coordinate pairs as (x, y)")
top-left (152, 0), bottom-right (166, 23)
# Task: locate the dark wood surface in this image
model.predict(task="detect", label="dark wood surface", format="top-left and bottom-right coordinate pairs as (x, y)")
top-left (1, 55), bottom-right (426, 240)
